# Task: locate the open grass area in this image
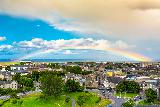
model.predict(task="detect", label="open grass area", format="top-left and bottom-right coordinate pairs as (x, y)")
top-left (114, 93), bottom-right (139, 99)
top-left (1, 92), bottom-right (111, 107)
top-left (0, 62), bottom-right (20, 66)
top-left (138, 100), bottom-right (151, 106)
top-left (138, 100), bottom-right (160, 106)
top-left (2, 93), bottom-right (71, 107)
top-left (67, 92), bottom-right (111, 107)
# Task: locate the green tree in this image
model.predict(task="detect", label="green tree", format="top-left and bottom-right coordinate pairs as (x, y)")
top-left (65, 96), bottom-right (71, 103)
top-left (40, 73), bottom-right (64, 98)
top-left (5, 66), bottom-right (11, 71)
top-left (0, 66), bottom-right (2, 70)
top-left (77, 94), bottom-right (89, 107)
top-left (127, 81), bottom-right (140, 93)
top-left (64, 79), bottom-right (84, 92)
top-left (116, 80), bottom-right (140, 93)
top-left (20, 62), bottom-right (25, 65)
top-left (13, 73), bottom-right (21, 83)
top-left (145, 88), bottom-right (157, 103)
top-left (19, 77), bottom-right (33, 88)
top-left (10, 92), bottom-right (18, 99)
top-left (65, 66), bottom-right (82, 74)
top-left (122, 99), bottom-right (134, 107)
top-left (31, 71), bottom-right (40, 81)
top-left (116, 81), bottom-right (126, 93)
top-left (47, 63), bottom-right (60, 69)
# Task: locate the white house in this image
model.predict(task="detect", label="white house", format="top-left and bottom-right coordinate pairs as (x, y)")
top-left (10, 65), bottom-right (29, 71)
top-left (0, 72), bottom-right (12, 81)
top-left (0, 81), bottom-right (18, 90)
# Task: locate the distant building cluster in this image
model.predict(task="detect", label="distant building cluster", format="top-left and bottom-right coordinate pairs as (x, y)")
top-left (0, 61), bottom-right (160, 99)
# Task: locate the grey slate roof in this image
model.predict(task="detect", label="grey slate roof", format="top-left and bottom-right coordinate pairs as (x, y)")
top-left (0, 81), bottom-right (12, 85)
top-left (107, 77), bottom-right (123, 84)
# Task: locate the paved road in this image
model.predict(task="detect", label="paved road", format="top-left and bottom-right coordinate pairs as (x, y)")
top-left (108, 94), bottom-right (125, 107)
top-left (71, 98), bottom-right (76, 107)
top-left (135, 100), bottom-right (160, 107)
top-left (98, 89), bottom-right (125, 107)
top-left (0, 95), bottom-right (10, 100)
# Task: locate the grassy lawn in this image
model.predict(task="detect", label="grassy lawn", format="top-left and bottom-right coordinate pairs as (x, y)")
top-left (1, 92), bottom-right (111, 107)
top-left (114, 93), bottom-right (139, 99)
top-left (138, 100), bottom-right (151, 106)
top-left (68, 92), bottom-right (111, 107)
top-left (2, 93), bottom-right (71, 107)
top-left (0, 62), bottom-right (20, 66)
top-left (138, 100), bottom-right (160, 106)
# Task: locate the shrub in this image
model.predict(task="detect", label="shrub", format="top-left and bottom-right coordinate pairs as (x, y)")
top-left (11, 99), bottom-right (17, 104)
top-left (65, 96), bottom-right (71, 103)
top-left (77, 94), bottom-right (90, 106)
top-left (95, 97), bottom-right (101, 103)
top-left (122, 99), bottom-right (134, 107)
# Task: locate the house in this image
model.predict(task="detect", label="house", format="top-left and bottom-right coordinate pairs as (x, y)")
top-left (0, 67), bottom-right (6, 72)
top-left (125, 74), bottom-right (137, 80)
top-left (106, 77), bottom-right (123, 89)
top-left (20, 61), bottom-right (32, 65)
top-left (84, 74), bottom-right (98, 89)
top-left (10, 65), bottom-right (30, 75)
top-left (10, 65), bottom-right (29, 71)
top-left (138, 80), bottom-right (159, 91)
top-left (64, 73), bottom-right (85, 86)
top-left (0, 81), bottom-right (18, 90)
top-left (34, 81), bottom-right (41, 91)
top-left (0, 72), bottom-right (12, 81)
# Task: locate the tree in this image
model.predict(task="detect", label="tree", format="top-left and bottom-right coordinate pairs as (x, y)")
top-left (5, 66), bottom-right (11, 71)
top-left (0, 88), bottom-right (14, 96)
top-left (19, 77), bottom-right (33, 88)
top-left (116, 81), bottom-right (126, 93)
top-left (13, 73), bottom-right (21, 83)
top-left (31, 71), bottom-right (40, 81)
top-left (65, 96), bottom-right (71, 103)
top-left (77, 94), bottom-right (89, 107)
top-left (145, 88), bottom-right (157, 103)
top-left (127, 81), bottom-right (140, 93)
top-left (47, 63), bottom-right (60, 69)
top-left (20, 62), bottom-right (25, 65)
top-left (116, 80), bottom-right (140, 93)
top-left (64, 79), bottom-right (84, 92)
top-left (65, 66), bottom-right (82, 74)
top-left (10, 92), bottom-right (18, 99)
top-left (122, 99), bottom-right (134, 107)
top-left (0, 66), bottom-right (2, 70)
top-left (40, 73), bottom-right (64, 98)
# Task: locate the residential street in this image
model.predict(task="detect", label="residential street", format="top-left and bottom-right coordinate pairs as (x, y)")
top-left (108, 94), bottom-right (125, 107)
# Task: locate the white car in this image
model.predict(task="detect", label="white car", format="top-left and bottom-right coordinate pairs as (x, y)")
top-left (117, 96), bottom-right (121, 99)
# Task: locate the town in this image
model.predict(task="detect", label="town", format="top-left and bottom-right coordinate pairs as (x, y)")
top-left (0, 61), bottom-right (160, 107)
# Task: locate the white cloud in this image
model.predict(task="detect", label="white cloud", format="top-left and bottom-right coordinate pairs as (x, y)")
top-left (16, 38), bottom-right (134, 51)
top-left (1, 0), bottom-right (160, 41)
top-left (63, 50), bottom-right (78, 55)
top-left (14, 38), bottom-right (152, 61)
top-left (0, 45), bottom-right (13, 50)
top-left (0, 36), bottom-right (6, 41)
top-left (146, 47), bottom-right (152, 51)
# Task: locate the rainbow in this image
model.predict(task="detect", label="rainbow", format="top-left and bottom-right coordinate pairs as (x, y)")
top-left (108, 48), bottom-right (152, 62)
top-left (16, 47), bottom-right (152, 62)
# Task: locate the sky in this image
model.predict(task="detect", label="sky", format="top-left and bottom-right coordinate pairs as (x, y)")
top-left (0, 0), bottom-right (160, 61)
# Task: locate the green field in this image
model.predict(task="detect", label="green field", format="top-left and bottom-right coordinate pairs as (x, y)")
top-left (114, 93), bottom-right (139, 99)
top-left (1, 92), bottom-right (111, 107)
top-left (0, 62), bottom-right (20, 66)
top-left (138, 100), bottom-right (160, 106)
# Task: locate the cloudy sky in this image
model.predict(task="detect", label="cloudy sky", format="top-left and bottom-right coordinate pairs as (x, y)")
top-left (0, 0), bottom-right (160, 61)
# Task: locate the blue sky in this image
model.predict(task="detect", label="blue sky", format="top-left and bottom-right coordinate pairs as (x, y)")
top-left (0, 14), bottom-right (131, 61)
top-left (0, 0), bottom-right (160, 61)
top-left (0, 14), bottom-right (78, 44)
